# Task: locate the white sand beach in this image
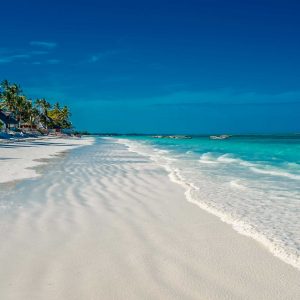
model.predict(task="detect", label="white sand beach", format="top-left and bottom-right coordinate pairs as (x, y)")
top-left (0, 138), bottom-right (299, 299)
top-left (0, 137), bottom-right (94, 184)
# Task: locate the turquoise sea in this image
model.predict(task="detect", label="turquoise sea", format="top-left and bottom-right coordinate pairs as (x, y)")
top-left (116, 135), bottom-right (300, 269)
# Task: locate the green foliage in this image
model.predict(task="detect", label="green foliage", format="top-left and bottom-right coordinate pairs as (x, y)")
top-left (48, 102), bottom-right (72, 129)
top-left (0, 79), bottom-right (73, 131)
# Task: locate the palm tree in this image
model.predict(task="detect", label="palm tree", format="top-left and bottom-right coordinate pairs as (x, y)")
top-left (25, 101), bottom-right (39, 130)
top-left (1, 80), bottom-right (22, 111)
top-left (48, 103), bottom-right (72, 129)
top-left (0, 80), bottom-right (22, 131)
top-left (1, 79), bottom-right (75, 134)
top-left (15, 95), bottom-right (28, 128)
top-left (53, 102), bottom-right (60, 111)
top-left (47, 102), bottom-right (61, 129)
top-left (60, 105), bottom-right (72, 129)
top-left (35, 98), bottom-right (51, 130)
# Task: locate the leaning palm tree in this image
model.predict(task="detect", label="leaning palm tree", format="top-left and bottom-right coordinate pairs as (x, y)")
top-left (35, 98), bottom-right (51, 129)
top-left (48, 103), bottom-right (72, 129)
top-left (25, 101), bottom-right (40, 131)
top-left (47, 102), bottom-right (62, 129)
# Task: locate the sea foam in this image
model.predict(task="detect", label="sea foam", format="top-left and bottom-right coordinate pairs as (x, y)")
top-left (116, 138), bottom-right (300, 271)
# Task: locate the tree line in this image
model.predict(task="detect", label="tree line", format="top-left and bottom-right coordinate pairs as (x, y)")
top-left (0, 80), bottom-right (72, 131)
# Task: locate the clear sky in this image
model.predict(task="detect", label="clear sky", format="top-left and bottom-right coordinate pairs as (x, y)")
top-left (0, 0), bottom-right (299, 133)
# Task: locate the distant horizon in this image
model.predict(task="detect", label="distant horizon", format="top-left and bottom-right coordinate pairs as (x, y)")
top-left (87, 132), bottom-right (300, 136)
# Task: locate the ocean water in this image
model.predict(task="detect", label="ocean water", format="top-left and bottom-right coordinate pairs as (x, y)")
top-left (116, 135), bottom-right (300, 270)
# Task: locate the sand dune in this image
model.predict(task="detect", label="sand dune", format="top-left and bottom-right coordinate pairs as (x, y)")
top-left (0, 138), bottom-right (299, 299)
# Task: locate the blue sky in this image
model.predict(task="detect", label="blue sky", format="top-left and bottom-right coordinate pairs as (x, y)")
top-left (0, 0), bottom-right (299, 133)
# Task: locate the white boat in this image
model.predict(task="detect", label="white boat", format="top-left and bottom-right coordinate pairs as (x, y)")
top-left (209, 135), bottom-right (231, 140)
top-left (152, 135), bottom-right (192, 139)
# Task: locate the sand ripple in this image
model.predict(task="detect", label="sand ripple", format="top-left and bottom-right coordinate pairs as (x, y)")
top-left (0, 138), bottom-right (300, 299)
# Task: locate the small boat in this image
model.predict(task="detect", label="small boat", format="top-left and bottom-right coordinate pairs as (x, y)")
top-left (152, 135), bottom-right (192, 139)
top-left (210, 135), bottom-right (231, 140)
top-left (168, 135), bottom-right (192, 139)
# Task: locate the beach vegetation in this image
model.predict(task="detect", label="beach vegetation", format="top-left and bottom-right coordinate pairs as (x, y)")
top-left (0, 80), bottom-right (73, 133)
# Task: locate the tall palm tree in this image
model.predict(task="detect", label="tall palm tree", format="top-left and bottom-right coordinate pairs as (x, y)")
top-left (0, 80), bottom-right (21, 131)
top-left (25, 101), bottom-right (39, 130)
top-left (0, 80), bottom-right (18, 111)
top-left (35, 98), bottom-right (51, 129)
top-left (15, 95), bottom-right (28, 128)
top-left (60, 105), bottom-right (72, 128)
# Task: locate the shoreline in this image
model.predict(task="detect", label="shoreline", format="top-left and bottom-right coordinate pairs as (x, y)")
top-left (0, 137), bottom-right (299, 299)
top-left (0, 136), bottom-right (95, 184)
top-left (111, 139), bottom-right (300, 291)
top-left (116, 137), bottom-right (300, 271)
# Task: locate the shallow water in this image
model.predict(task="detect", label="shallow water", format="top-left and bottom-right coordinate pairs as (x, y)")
top-left (116, 135), bottom-right (300, 269)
